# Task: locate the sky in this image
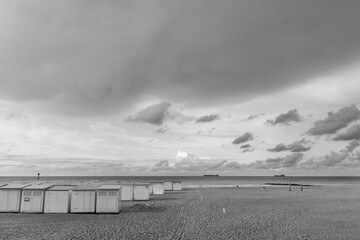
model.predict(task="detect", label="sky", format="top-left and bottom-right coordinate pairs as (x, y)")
top-left (1, 0), bottom-right (360, 176)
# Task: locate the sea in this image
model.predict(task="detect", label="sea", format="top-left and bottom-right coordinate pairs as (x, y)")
top-left (1, 176), bottom-right (360, 187)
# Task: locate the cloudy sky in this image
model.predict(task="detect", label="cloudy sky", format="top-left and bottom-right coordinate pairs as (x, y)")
top-left (1, 1), bottom-right (360, 176)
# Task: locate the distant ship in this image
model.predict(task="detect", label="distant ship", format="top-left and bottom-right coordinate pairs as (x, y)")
top-left (203, 174), bottom-right (219, 177)
top-left (274, 174), bottom-right (285, 177)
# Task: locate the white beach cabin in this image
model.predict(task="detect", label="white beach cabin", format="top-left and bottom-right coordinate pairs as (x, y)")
top-left (44, 185), bottom-right (73, 213)
top-left (96, 185), bottom-right (122, 213)
top-left (151, 182), bottom-right (165, 195)
top-left (71, 185), bottom-right (97, 213)
top-left (0, 183), bottom-right (30, 212)
top-left (172, 181), bottom-right (182, 191)
top-left (164, 181), bottom-right (173, 191)
top-left (20, 184), bottom-right (53, 213)
top-left (133, 183), bottom-right (150, 201)
top-left (121, 183), bottom-right (134, 201)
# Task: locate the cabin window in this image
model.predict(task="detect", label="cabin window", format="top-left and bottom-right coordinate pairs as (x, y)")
top-left (33, 191), bottom-right (42, 196)
top-left (108, 191), bottom-right (117, 197)
top-left (99, 191), bottom-right (107, 196)
top-left (23, 191), bottom-right (32, 196)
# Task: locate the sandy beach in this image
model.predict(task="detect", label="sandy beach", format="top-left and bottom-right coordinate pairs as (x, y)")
top-left (1, 185), bottom-right (360, 240)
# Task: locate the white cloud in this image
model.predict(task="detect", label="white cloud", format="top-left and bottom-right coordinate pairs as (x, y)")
top-left (150, 151), bottom-right (227, 173)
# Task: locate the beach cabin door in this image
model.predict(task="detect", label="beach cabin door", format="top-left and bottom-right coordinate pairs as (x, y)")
top-left (72, 191), bottom-right (83, 212)
top-left (0, 190), bottom-right (21, 212)
top-left (97, 190), bottom-right (118, 213)
top-left (133, 185), bottom-right (141, 200)
top-left (83, 191), bottom-right (95, 212)
top-left (134, 185), bottom-right (149, 200)
top-left (21, 190), bottom-right (43, 212)
top-left (44, 191), bottom-right (68, 213)
top-left (106, 191), bottom-right (118, 211)
top-left (72, 191), bottom-right (95, 212)
top-left (121, 185), bottom-right (133, 201)
top-left (152, 184), bottom-right (164, 195)
top-left (173, 182), bottom-right (182, 191)
top-left (97, 190), bottom-right (107, 212)
top-left (164, 182), bottom-right (173, 191)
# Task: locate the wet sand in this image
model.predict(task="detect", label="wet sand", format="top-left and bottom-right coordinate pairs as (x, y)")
top-left (1, 186), bottom-right (360, 239)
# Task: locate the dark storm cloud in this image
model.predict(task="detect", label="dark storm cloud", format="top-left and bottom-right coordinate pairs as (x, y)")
top-left (308, 105), bottom-right (360, 135)
top-left (333, 124), bottom-right (360, 141)
top-left (128, 102), bottom-right (171, 126)
top-left (196, 114), bottom-right (220, 123)
top-left (266, 109), bottom-right (301, 126)
top-left (268, 139), bottom-right (311, 152)
top-left (2, 1), bottom-right (360, 114)
top-left (232, 132), bottom-right (253, 145)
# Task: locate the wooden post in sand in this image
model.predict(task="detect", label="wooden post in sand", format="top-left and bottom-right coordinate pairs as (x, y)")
top-left (301, 180), bottom-right (303, 192)
top-left (223, 207), bottom-right (226, 214)
top-left (288, 180), bottom-right (291, 191)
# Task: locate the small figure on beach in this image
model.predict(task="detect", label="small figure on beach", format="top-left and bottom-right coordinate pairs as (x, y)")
top-left (236, 185), bottom-right (239, 188)
top-left (37, 172), bottom-right (40, 180)
top-left (262, 186), bottom-right (265, 190)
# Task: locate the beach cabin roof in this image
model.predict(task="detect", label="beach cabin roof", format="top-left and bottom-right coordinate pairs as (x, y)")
top-left (47, 185), bottom-right (74, 191)
top-left (97, 185), bottom-right (121, 190)
top-left (23, 184), bottom-right (53, 190)
top-left (0, 183), bottom-right (31, 189)
top-left (150, 181), bottom-right (165, 184)
top-left (173, 180), bottom-right (182, 183)
top-left (135, 183), bottom-right (151, 186)
top-left (72, 185), bottom-right (99, 191)
top-left (121, 183), bottom-right (134, 186)
top-left (31, 181), bottom-right (48, 184)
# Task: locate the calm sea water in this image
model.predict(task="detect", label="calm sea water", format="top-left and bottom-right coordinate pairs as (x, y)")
top-left (1, 176), bottom-right (360, 187)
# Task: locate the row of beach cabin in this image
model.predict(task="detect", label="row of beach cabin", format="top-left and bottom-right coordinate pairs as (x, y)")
top-left (0, 181), bottom-right (182, 214)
